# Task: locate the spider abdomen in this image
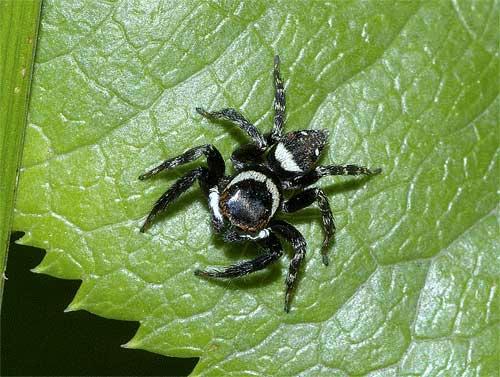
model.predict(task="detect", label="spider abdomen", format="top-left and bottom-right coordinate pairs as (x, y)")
top-left (220, 170), bottom-right (281, 232)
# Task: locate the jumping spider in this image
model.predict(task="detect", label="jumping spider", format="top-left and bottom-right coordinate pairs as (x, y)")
top-left (139, 55), bottom-right (381, 312)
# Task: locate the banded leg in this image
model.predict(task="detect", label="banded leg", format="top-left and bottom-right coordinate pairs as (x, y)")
top-left (283, 188), bottom-right (334, 266)
top-left (196, 107), bottom-right (267, 150)
top-left (285, 164), bottom-right (382, 189)
top-left (139, 144), bottom-right (225, 189)
top-left (140, 167), bottom-right (207, 232)
top-left (269, 220), bottom-right (307, 312)
top-left (270, 55), bottom-right (286, 143)
top-left (318, 165), bottom-right (382, 176)
top-left (194, 233), bottom-right (283, 278)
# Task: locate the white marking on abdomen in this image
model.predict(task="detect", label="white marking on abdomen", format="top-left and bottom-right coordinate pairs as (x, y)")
top-left (227, 170), bottom-right (281, 217)
top-left (275, 143), bottom-right (302, 172)
top-left (228, 170), bottom-right (267, 187)
top-left (265, 179), bottom-right (280, 216)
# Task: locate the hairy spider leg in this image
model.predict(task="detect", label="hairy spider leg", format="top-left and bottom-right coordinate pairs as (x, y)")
top-left (230, 143), bottom-right (266, 171)
top-left (139, 144), bottom-right (226, 232)
top-left (283, 188), bottom-right (334, 266)
top-left (218, 219), bottom-right (308, 312)
top-left (318, 165), bottom-right (382, 177)
top-left (138, 144), bottom-right (224, 184)
top-left (194, 233), bottom-right (283, 278)
top-left (140, 167), bottom-right (205, 232)
top-left (286, 164), bottom-right (382, 189)
top-left (269, 220), bottom-right (307, 312)
top-left (270, 55), bottom-right (286, 143)
top-left (196, 107), bottom-right (267, 150)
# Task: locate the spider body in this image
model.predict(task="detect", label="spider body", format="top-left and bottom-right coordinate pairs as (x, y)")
top-left (219, 169), bottom-right (281, 232)
top-left (139, 56), bottom-right (381, 312)
top-left (268, 130), bottom-right (328, 177)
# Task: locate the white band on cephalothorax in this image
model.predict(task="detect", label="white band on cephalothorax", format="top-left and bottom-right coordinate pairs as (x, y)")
top-left (228, 170), bottom-right (280, 217)
top-left (209, 187), bottom-right (223, 222)
top-left (274, 143), bottom-right (302, 173)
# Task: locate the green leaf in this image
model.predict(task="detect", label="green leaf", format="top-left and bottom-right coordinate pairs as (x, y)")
top-left (0, 0), bottom-right (41, 306)
top-left (14, 0), bottom-right (499, 375)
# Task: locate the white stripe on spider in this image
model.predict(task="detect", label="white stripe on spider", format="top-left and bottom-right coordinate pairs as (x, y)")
top-left (274, 143), bottom-right (302, 173)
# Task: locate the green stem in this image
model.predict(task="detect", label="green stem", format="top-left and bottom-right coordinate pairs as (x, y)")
top-left (0, 0), bottom-right (42, 307)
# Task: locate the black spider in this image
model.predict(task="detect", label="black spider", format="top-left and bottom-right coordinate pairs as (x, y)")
top-left (139, 56), bottom-right (381, 312)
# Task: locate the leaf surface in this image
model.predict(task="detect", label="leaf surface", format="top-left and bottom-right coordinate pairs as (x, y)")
top-left (14, 1), bottom-right (499, 375)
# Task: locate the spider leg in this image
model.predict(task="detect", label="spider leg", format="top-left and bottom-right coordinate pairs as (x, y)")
top-left (270, 55), bottom-right (286, 143)
top-left (269, 220), bottom-right (307, 312)
top-left (230, 143), bottom-right (265, 171)
top-left (285, 164), bottom-right (382, 189)
top-left (139, 144), bottom-right (224, 185)
top-left (196, 107), bottom-right (267, 150)
top-left (140, 145), bottom-right (226, 232)
top-left (194, 233), bottom-right (283, 278)
top-left (207, 185), bottom-right (225, 233)
top-left (318, 165), bottom-right (382, 177)
top-left (283, 188), bottom-right (334, 266)
top-left (140, 167), bottom-right (208, 232)
top-left (222, 227), bottom-right (271, 243)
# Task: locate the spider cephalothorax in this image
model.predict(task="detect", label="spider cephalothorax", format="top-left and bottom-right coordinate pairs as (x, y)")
top-left (139, 56), bottom-right (381, 312)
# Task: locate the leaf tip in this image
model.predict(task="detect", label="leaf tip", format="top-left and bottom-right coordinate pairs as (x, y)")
top-left (64, 303), bottom-right (79, 313)
top-left (121, 338), bottom-right (140, 349)
top-left (30, 265), bottom-right (45, 274)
